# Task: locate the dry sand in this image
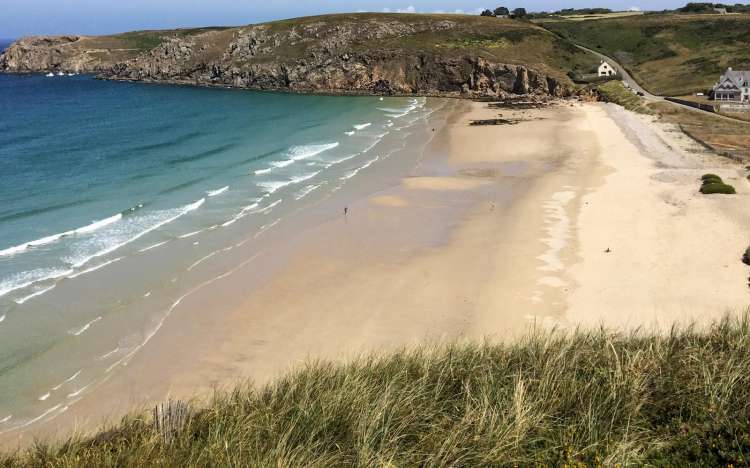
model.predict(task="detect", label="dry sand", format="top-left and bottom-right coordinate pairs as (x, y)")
top-left (5, 99), bottom-right (750, 446)
top-left (567, 104), bottom-right (750, 329)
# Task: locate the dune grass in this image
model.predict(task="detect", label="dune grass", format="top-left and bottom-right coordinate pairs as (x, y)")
top-left (4, 315), bottom-right (750, 466)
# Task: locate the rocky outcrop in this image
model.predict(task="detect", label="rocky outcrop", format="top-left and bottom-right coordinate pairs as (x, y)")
top-left (1, 16), bottom-right (576, 98)
top-left (0, 36), bottom-right (131, 73)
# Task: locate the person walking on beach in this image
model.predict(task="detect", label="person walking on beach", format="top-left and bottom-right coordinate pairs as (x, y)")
top-left (344, 207), bottom-right (348, 216)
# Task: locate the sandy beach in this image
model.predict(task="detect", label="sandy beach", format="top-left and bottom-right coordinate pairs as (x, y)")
top-left (4, 98), bottom-right (750, 446)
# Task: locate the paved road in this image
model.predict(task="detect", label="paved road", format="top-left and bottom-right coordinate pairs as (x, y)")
top-left (573, 44), bottom-right (660, 101)
top-left (573, 43), bottom-right (750, 125)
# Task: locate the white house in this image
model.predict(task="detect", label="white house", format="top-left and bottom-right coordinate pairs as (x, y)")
top-left (712, 68), bottom-right (750, 102)
top-left (598, 61), bottom-right (616, 77)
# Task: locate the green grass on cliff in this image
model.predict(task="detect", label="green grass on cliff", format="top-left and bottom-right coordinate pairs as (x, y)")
top-left (543, 13), bottom-right (750, 95)
top-left (4, 314), bottom-right (750, 466)
top-left (261, 14), bottom-right (598, 83)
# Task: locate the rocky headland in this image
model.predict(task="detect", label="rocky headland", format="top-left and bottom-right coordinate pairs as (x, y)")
top-left (0, 14), bottom-right (597, 98)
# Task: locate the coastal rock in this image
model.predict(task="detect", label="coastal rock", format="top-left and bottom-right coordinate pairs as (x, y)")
top-left (1, 15), bottom-right (577, 98)
top-left (0, 35), bottom-right (133, 73)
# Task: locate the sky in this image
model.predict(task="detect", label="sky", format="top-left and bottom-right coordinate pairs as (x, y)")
top-left (0, 0), bottom-right (698, 38)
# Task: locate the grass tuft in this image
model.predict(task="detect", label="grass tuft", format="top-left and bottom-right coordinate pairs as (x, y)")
top-left (4, 315), bottom-right (750, 466)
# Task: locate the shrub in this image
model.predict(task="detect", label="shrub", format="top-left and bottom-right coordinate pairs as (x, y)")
top-left (701, 173), bottom-right (722, 181)
top-left (743, 247), bottom-right (750, 266)
top-left (702, 176), bottom-right (723, 186)
top-left (702, 176), bottom-right (723, 183)
top-left (700, 182), bottom-right (736, 194)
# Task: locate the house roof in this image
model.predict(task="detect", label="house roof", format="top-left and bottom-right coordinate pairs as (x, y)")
top-left (714, 69), bottom-right (750, 91)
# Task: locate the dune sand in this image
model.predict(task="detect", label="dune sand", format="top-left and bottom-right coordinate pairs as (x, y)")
top-left (5, 99), bottom-right (749, 446)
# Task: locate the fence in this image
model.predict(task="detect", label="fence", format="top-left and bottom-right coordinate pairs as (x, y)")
top-left (718, 102), bottom-right (750, 113)
top-left (664, 97), bottom-right (716, 113)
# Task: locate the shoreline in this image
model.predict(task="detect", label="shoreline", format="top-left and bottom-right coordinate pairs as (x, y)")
top-left (3, 98), bottom-right (749, 447)
top-left (2, 70), bottom-right (566, 100)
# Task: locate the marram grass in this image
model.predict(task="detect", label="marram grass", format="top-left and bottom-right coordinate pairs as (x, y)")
top-left (4, 314), bottom-right (750, 467)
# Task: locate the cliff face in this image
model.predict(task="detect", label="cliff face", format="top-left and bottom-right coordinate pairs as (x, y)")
top-left (1, 14), bottom-right (594, 98)
top-left (0, 35), bottom-right (144, 72)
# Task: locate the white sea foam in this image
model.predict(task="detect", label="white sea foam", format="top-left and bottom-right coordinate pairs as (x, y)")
top-left (70, 316), bottom-right (102, 336)
top-left (378, 99), bottom-right (423, 119)
top-left (179, 230), bottom-right (203, 239)
top-left (258, 179), bottom-right (294, 194)
top-left (254, 168), bottom-right (273, 175)
top-left (221, 215), bottom-right (241, 228)
top-left (0, 314), bottom-right (5, 323)
top-left (328, 154), bottom-right (358, 165)
top-left (206, 186), bottom-right (229, 197)
top-left (67, 385), bottom-right (89, 398)
top-left (188, 252), bottom-right (217, 271)
top-left (0, 214), bottom-right (123, 258)
top-left (74, 214), bottom-right (123, 235)
top-left (258, 199), bottom-right (282, 214)
top-left (0, 415), bottom-right (11, 424)
top-left (106, 251), bottom-right (264, 375)
top-left (254, 218), bottom-right (282, 239)
top-left (0, 405), bottom-right (61, 433)
top-left (0, 268), bottom-right (73, 299)
top-left (354, 123), bottom-right (372, 130)
top-left (138, 240), bottom-right (169, 253)
top-left (52, 370), bottom-right (81, 391)
top-left (361, 136), bottom-right (385, 155)
top-left (295, 182), bottom-right (327, 200)
top-left (38, 393), bottom-right (50, 401)
top-left (15, 285), bottom-right (56, 305)
top-left (99, 347), bottom-right (121, 360)
top-left (221, 199), bottom-right (264, 227)
top-left (259, 170), bottom-right (320, 195)
top-left (345, 131), bottom-right (355, 136)
top-left (340, 155), bottom-right (380, 181)
top-left (65, 198), bottom-right (205, 268)
top-left (271, 142), bottom-right (339, 169)
top-left (68, 257), bottom-right (124, 279)
top-left (241, 200), bottom-right (262, 213)
top-left (270, 159), bottom-right (295, 169)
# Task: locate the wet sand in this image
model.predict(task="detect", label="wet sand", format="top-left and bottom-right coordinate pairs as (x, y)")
top-left (4, 99), bottom-right (750, 447)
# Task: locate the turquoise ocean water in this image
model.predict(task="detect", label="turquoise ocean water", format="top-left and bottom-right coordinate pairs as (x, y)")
top-left (0, 40), bottom-right (444, 431)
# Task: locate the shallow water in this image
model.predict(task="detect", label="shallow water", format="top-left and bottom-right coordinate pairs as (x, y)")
top-left (0, 70), bottom-right (445, 431)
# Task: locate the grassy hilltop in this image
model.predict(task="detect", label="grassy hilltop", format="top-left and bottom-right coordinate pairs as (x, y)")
top-left (1, 14), bottom-right (599, 97)
top-left (3, 316), bottom-right (750, 466)
top-left (543, 13), bottom-right (750, 95)
top-left (254, 13), bottom-right (597, 81)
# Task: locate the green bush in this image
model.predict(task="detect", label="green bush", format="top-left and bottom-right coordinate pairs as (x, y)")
top-left (702, 176), bottom-right (723, 186)
top-left (743, 247), bottom-right (750, 266)
top-left (701, 173), bottom-right (722, 181)
top-left (700, 182), bottom-right (736, 194)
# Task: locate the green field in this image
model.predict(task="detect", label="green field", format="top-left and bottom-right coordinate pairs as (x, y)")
top-left (4, 315), bottom-right (750, 466)
top-left (543, 13), bottom-right (750, 95)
